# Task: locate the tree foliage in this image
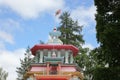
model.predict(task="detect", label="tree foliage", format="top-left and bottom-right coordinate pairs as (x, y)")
top-left (75, 48), bottom-right (92, 80)
top-left (57, 11), bottom-right (93, 80)
top-left (76, 48), bottom-right (105, 80)
top-left (95, 0), bottom-right (120, 67)
top-left (93, 67), bottom-right (120, 80)
top-left (0, 67), bottom-right (8, 80)
top-left (94, 0), bottom-right (120, 80)
top-left (57, 11), bottom-right (84, 47)
top-left (39, 40), bottom-right (44, 44)
top-left (16, 46), bottom-right (33, 80)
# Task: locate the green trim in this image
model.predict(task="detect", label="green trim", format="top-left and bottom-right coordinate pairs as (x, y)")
top-left (44, 57), bottom-right (64, 63)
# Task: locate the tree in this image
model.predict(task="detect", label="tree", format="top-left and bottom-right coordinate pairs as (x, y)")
top-left (57, 12), bottom-right (84, 47)
top-left (75, 48), bottom-right (91, 80)
top-left (0, 67), bottom-right (8, 80)
top-left (93, 0), bottom-right (120, 79)
top-left (16, 46), bottom-right (33, 80)
top-left (94, 0), bottom-right (120, 67)
top-left (39, 40), bottom-right (44, 44)
top-left (75, 48), bottom-right (105, 80)
top-left (57, 11), bottom-right (92, 80)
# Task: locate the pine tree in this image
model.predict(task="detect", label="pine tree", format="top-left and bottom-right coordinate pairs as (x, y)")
top-left (57, 11), bottom-right (84, 47)
top-left (39, 40), bottom-right (44, 44)
top-left (0, 67), bottom-right (8, 80)
top-left (16, 46), bottom-right (33, 80)
top-left (57, 11), bottom-right (92, 80)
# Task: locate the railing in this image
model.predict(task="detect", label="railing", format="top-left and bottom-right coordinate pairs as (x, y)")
top-left (44, 56), bottom-right (64, 64)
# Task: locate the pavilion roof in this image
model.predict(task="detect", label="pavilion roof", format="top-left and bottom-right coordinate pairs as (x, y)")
top-left (31, 44), bottom-right (79, 56)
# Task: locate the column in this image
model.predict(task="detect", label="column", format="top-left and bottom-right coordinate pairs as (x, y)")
top-left (70, 53), bottom-right (74, 64)
top-left (35, 53), bottom-right (39, 63)
top-left (39, 51), bottom-right (43, 63)
top-left (65, 51), bottom-right (69, 64)
top-left (48, 51), bottom-right (51, 57)
top-left (47, 63), bottom-right (49, 75)
top-left (58, 63), bottom-right (61, 75)
top-left (57, 51), bottom-right (61, 57)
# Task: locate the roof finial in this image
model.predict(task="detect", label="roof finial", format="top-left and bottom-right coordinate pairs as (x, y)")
top-left (53, 27), bottom-right (57, 32)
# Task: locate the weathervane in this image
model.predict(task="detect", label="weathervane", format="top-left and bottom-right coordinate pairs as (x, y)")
top-left (55, 9), bottom-right (61, 16)
top-left (47, 9), bottom-right (63, 45)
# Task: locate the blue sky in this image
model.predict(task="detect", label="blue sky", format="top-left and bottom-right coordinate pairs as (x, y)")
top-left (0, 0), bottom-right (97, 80)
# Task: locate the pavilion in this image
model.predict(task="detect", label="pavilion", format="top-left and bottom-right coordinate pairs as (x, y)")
top-left (24, 28), bottom-right (84, 80)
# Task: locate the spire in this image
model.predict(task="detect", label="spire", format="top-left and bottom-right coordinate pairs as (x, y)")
top-left (53, 27), bottom-right (57, 32)
top-left (47, 28), bottom-right (63, 45)
top-left (47, 10), bottom-right (62, 45)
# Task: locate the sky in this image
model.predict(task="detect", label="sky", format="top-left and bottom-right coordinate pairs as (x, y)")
top-left (0, 0), bottom-right (98, 80)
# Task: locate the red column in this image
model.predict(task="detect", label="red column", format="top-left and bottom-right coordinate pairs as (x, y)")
top-left (47, 62), bottom-right (49, 75)
top-left (58, 63), bottom-right (61, 75)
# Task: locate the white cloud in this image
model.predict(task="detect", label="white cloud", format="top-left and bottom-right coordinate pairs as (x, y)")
top-left (82, 43), bottom-right (94, 50)
top-left (0, 18), bottom-right (22, 45)
top-left (0, 0), bottom-right (64, 19)
top-left (0, 41), bottom-right (5, 50)
top-left (0, 18), bottom-right (21, 32)
top-left (0, 18), bottom-right (25, 80)
top-left (0, 48), bottom-right (25, 80)
top-left (71, 5), bottom-right (96, 26)
top-left (0, 30), bottom-right (14, 44)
